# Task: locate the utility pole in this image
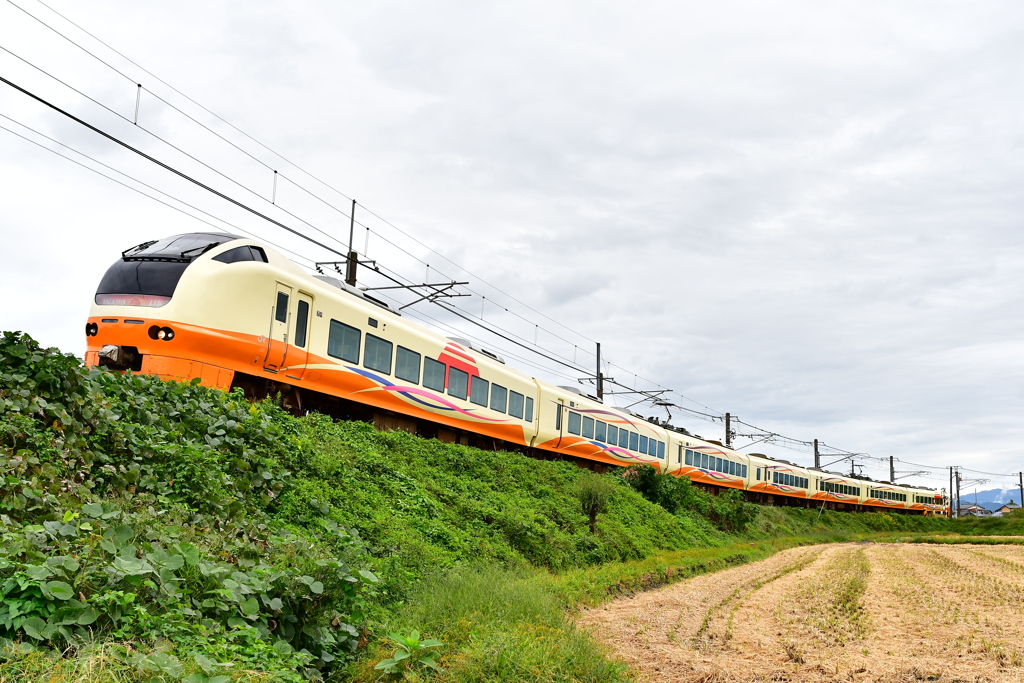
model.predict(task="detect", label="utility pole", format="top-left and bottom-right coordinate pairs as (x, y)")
top-left (595, 342), bottom-right (604, 401)
top-left (814, 439), bottom-right (819, 469)
top-left (949, 466), bottom-right (954, 518)
top-left (1019, 471), bottom-right (1023, 509)
top-left (345, 199), bottom-right (358, 286)
top-left (725, 412), bottom-right (732, 448)
top-left (889, 456), bottom-right (895, 483)
top-left (950, 471), bottom-right (958, 518)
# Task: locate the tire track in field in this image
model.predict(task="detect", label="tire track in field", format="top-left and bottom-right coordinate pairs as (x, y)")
top-left (576, 545), bottom-right (823, 679)
top-left (579, 542), bottom-right (1024, 682)
top-left (726, 544), bottom-right (870, 673)
top-left (864, 544), bottom-right (1024, 679)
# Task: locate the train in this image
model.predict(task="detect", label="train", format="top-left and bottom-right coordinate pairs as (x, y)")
top-left (84, 231), bottom-right (948, 515)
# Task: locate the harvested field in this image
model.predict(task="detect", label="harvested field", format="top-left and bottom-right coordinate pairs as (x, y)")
top-left (578, 543), bottom-right (1024, 682)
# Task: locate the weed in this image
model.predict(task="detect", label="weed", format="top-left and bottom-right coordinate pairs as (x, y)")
top-left (374, 630), bottom-right (443, 677)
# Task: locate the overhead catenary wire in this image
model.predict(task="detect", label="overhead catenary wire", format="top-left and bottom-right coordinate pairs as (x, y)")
top-left (7, 0), bottom-right (600, 354)
top-left (0, 74), bottom-right (351, 260)
top-left (0, 113), bottom-right (316, 267)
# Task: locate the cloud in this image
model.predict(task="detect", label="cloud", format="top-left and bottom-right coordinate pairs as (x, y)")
top-left (2, 0), bottom-right (1024, 485)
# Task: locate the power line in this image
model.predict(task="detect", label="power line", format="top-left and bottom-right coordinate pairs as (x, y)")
top-left (0, 73), bottom-right (351, 260)
top-left (0, 113), bottom-right (315, 266)
top-left (12, 0), bottom-right (599, 353)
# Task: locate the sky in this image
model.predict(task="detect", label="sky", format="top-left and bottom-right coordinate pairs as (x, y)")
top-left (2, 0), bottom-right (1023, 491)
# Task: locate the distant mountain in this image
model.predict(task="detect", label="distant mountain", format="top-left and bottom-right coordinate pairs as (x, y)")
top-left (960, 487), bottom-right (1022, 511)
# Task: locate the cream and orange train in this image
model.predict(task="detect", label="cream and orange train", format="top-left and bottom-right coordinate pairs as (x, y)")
top-left (84, 232), bottom-right (947, 515)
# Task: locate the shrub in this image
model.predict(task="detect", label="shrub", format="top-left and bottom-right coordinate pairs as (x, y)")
top-left (618, 464), bottom-right (757, 532)
top-left (577, 473), bottom-right (615, 534)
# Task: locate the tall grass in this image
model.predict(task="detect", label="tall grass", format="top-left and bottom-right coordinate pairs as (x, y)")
top-left (348, 565), bottom-right (630, 683)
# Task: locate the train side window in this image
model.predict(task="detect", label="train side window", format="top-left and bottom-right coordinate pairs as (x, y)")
top-left (525, 397), bottom-right (534, 422)
top-left (756, 468), bottom-right (761, 481)
top-left (742, 465), bottom-right (748, 477)
top-left (555, 405), bottom-right (562, 431)
top-left (595, 421), bottom-right (607, 443)
top-left (685, 449), bottom-right (693, 466)
top-left (470, 375), bottom-right (489, 406)
top-left (275, 292), bottom-right (289, 323)
top-left (629, 432), bottom-right (639, 452)
top-left (607, 424), bottom-right (618, 446)
top-left (701, 453), bottom-right (709, 469)
top-left (581, 416), bottom-right (594, 438)
top-left (364, 334), bottom-right (393, 374)
top-left (396, 347), bottom-right (421, 383)
top-left (619, 429), bottom-right (629, 449)
top-left (509, 391), bottom-right (525, 419)
top-left (568, 411), bottom-right (582, 435)
top-left (773, 472), bottom-right (779, 484)
top-left (294, 300), bottom-right (309, 348)
top-left (423, 357), bottom-right (446, 391)
top-left (639, 435), bottom-right (648, 454)
top-left (657, 441), bottom-right (665, 459)
top-left (490, 384), bottom-right (508, 412)
top-left (447, 367), bottom-right (469, 399)
top-left (327, 320), bottom-right (360, 363)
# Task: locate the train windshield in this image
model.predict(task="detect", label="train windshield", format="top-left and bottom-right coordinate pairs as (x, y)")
top-left (95, 232), bottom-right (240, 307)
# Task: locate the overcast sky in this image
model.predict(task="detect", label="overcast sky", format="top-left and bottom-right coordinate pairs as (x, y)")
top-left (2, 0), bottom-right (1023, 490)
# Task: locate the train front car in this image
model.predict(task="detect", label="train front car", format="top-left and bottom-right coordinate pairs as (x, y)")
top-left (85, 232), bottom-right (259, 387)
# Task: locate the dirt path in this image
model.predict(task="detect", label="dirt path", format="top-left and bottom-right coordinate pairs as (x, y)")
top-left (577, 543), bottom-right (1024, 682)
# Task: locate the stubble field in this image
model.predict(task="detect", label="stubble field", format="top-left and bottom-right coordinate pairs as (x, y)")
top-left (578, 542), bottom-right (1024, 682)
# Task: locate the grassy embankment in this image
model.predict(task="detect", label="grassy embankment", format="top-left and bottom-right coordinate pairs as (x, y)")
top-left (0, 331), bottom-right (1006, 682)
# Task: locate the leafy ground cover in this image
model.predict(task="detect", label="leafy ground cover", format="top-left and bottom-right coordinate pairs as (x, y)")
top-left (0, 330), bottom-right (1004, 682)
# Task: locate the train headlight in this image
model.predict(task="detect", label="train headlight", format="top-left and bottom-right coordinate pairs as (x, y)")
top-left (148, 325), bottom-right (175, 341)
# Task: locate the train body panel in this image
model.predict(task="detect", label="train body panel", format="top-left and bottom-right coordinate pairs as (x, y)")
top-left (534, 386), bottom-right (668, 467)
top-left (675, 443), bottom-right (749, 491)
top-left (86, 232), bottom-right (949, 516)
top-left (748, 456), bottom-right (812, 500)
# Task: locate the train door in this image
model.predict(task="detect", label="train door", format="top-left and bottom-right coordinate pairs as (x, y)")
top-left (284, 292), bottom-right (313, 379)
top-left (264, 283), bottom-right (292, 371)
top-left (554, 398), bottom-right (566, 448)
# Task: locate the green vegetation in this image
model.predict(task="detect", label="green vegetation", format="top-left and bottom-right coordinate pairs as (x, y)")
top-left (0, 329), bottom-right (1013, 682)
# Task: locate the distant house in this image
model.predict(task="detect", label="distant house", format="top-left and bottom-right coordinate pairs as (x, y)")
top-left (959, 502), bottom-right (990, 517)
top-left (996, 501), bottom-right (1021, 515)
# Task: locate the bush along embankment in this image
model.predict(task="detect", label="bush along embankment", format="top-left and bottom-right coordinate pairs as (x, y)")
top-left (0, 332), bottom-right (378, 681)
